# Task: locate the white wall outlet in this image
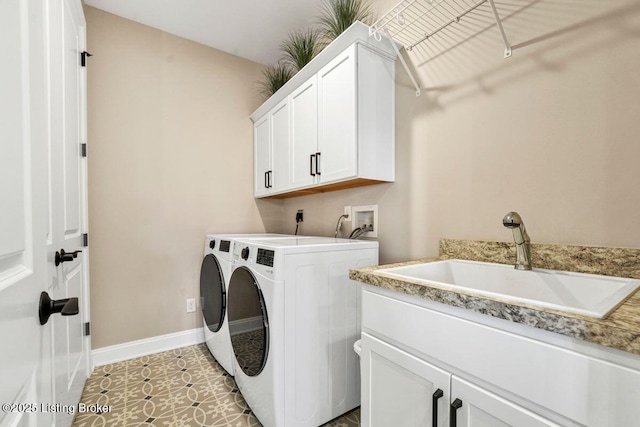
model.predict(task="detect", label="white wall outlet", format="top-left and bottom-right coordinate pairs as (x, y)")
top-left (186, 298), bottom-right (196, 313)
top-left (344, 205), bottom-right (352, 220)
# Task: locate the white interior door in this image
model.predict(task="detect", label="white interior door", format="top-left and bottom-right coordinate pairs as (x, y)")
top-left (0, 1), bottom-right (89, 426)
top-left (49, 0), bottom-right (90, 425)
top-left (0, 0), bottom-right (50, 426)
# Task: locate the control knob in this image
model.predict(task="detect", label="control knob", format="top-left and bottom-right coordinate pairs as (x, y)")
top-left (241, 247), bottom-right (250, 260)
top-left (209, 240), bottom-right (216, 250)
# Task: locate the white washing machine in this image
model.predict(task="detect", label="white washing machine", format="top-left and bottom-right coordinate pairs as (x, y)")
top-left (200, 233), bottom-right (296, 375)
top-left (227, 237), bottom-right (379, 427)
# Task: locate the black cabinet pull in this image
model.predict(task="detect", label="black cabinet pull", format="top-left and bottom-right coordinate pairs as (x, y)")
top-left (450, 398), bottom-right (463, 427)
top-left (268, 171), bottom-right (273, 188)
top-left (264, 171), bottom-right (268, 188)
top-left (315, 152), bottom-right (321, 175)
top-left (55, 249), bottom-right (82, 266)
top-left (432, 388), bottom-right (444, 427)
top-left (310, 154), bottom-right (316, 176)
top-left (39, 291), bottom-right (79, 325)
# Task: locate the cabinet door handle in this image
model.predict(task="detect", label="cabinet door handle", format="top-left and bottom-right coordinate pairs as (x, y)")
top-left (432, 388), bottom-right (444, 427)
top-left (310, 154), bottom-right (316, 176)
top-left (264, 171), bottom-right (268, 188)
top-left (315, 152), bottom-right (321, 175)
top-left (268, 170), bottom-right (273, 188)
top-left (449, 398), bottom-right (463, 427)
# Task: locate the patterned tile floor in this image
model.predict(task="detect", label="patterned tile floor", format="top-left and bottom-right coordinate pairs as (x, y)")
top-left (73, 344), bottom-right (360, 427)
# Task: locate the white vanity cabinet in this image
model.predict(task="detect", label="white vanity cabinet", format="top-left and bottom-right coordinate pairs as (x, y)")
top-left (360, 285), bottom-right (640, 427)
top-left (251, 22), bottom-right (396, 199)
top-left (361, 333), bottom-right (556, 427)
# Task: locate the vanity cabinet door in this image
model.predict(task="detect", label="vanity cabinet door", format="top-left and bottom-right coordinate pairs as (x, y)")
top-left (361, 332), bottom-right (451, 427)
top-left (450, 376), bottom-right (559, 427)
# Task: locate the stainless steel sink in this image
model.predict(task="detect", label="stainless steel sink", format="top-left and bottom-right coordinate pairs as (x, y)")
top-left (379, 259), bottom-right (640, 318)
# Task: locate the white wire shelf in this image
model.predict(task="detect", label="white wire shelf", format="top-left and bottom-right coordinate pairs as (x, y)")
top-left (369, 0), bottom-right (513, 95)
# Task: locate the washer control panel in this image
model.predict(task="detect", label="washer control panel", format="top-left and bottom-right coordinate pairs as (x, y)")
top-left (256, 249), bottom-right (275, 267)
top-left (219, 240), bottom-right (231, 252)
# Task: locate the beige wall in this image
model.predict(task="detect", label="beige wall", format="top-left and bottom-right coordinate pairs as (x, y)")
top-left (85, 7), bottom-right (281, 349)
top-left (279, 0), bottom-right (640, 264)
top-left (87, 0), bottom-right (640, 349)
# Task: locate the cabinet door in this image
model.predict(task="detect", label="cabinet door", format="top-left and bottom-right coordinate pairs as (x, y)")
top-left (254, 114), bottom-right (271, 197)
top-left (270, 98), bottom-right (290, 193)
top-left (317, 44), bottom-right (357, 184)
top-left (450, 377), bottom-right (559, 427)
top-left (290, 75), bottom-right (318, 189)
top-left (361, 333), bottom-right (451, 427)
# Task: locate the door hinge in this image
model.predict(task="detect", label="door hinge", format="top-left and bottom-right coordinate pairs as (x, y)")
top-left (84, 322), bottom-right (91, 336)
top-left (81, 143), bottom-right (87, 157)
top-left (82, 233), bottom-right (89, 247)
top-left (81, 51), bottom-right (93, 67)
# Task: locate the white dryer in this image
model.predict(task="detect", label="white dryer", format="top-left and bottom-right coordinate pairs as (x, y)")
top-left (227, 237), bottom-right (379, 427)
top-left (200, 233), bottom-right (294, 375)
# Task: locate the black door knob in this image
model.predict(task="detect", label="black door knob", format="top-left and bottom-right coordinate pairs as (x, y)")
top-left (39, 291), bottom-right (79, 325)
top-left (55, 249), bottom-right (82, 266)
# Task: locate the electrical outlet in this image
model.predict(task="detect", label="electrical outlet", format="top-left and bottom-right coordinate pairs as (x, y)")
top-left (344, 205), bottom-right (351, 220)
top-left (186, 298), bottom-right (196, 313)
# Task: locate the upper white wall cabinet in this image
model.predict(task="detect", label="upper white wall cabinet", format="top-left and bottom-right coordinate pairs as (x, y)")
top-left (251, 22), bottom-right (397, 199)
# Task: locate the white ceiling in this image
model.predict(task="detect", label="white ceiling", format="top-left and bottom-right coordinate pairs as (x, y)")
top-left (84, 0), bottom-right (325, 66)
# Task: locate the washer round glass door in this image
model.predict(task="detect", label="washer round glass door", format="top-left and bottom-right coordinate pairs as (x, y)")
top-left (199, 254), bottom-right (225, 333)
top-left (228, 266), bottom-right (269, 377)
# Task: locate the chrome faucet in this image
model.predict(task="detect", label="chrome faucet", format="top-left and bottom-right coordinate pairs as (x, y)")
top-left (502, 212), bottom-right (532, 270)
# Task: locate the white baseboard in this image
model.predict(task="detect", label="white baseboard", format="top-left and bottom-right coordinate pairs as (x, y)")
top-left (229, 316), bottom-right (263, 336)
top-left (92, 327), bottom-right (205, 367)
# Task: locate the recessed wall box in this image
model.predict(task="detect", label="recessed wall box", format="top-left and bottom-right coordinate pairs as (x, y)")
top-left (352, 205), bottom-right (378, 238)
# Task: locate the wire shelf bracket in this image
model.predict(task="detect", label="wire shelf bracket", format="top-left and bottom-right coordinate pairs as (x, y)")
top-left (372, 27), bottom-right (423, 97)
top-left (487, 0), bottom-right (512, 57)
top-left (370, 0), bottom-right (514, 63)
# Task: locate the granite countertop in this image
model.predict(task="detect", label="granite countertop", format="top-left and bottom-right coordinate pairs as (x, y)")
top-left (350, 238), bottom-right (640, 356)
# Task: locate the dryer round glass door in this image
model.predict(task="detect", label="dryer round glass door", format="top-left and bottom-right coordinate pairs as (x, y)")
top-left (228, 266), bottom-right (269, 377)
top-left (200, 254), bottom-right (225, 332)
